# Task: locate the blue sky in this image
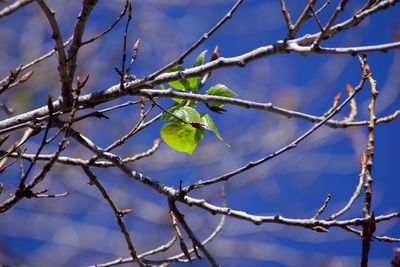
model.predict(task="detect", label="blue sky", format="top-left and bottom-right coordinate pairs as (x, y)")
top-left (0, 1), bottom-right (399, 266)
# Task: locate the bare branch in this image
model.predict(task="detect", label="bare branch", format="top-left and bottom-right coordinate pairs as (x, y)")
top-left (169, 200), bottom-right (219, 266)
top-left (360, 54), bottom-right (378, 267)
top-left (12, 137), bottom-right (161, 168)
top-left (288, 41), bottom-right (400, 55)
top-left (0, 0), bottom-right (34, 17)
top-left (279, 0), bottom-right (293, 32)
top-left (328, 152), bottom-right (366, 221)
top-left (36, 0), bottom-right (70, 102)
top-left (0, 36), bottom-right (73, 86)
top-left (0, 65), bottom-right (23, 95)
top-left (289, 0), bottom-right (318, 39)
top-left (66, 125), bottom-right (400, 233)
top-left (82, 0), bottom-right (128, 45)
top-left (312, 193), bottom-right (332, 220)
top-left (66, 0), bottom-right (98, 96)
top-left (294, 0), bottom-right (400, 46)
top-left (0, 138), bottom-right (68, 213)
top-left (30, 189), bottom-right (70, 198)
top-left (1, 3), bottom-right (399, 264)
top-left (312, 0), bottom-right (350, 48)
top-left (82, 166), bottom-right (145, 267)
top-left (139, 235), bottom-right (177, 259)
top-left (2, 0), bottom-right (400, 134)
top-left (183, 73), bottom-right (367, 192)
top-left (146, 0), bottom-right (244, 80)
top-left (118, 1), bottom-right (132, 91)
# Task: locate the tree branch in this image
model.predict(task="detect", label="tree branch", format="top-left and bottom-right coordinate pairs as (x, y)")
top-left (36, 0), bottom-right (70, 102)
top-left (82, 166), bottom-right (145, 267)
top-left (0, 0), bottom-right (34, 17)
top-left (183, 73), bottom-right (367, 192)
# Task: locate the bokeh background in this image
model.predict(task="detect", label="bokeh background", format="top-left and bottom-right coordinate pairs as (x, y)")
top-left (0, 0), bottom-right (399, 266)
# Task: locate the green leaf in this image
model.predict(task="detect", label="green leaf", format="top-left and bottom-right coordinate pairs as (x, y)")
top-left (161, 83), bottom-right (183, 103)
top-left (201, 113), bottom-right (222, 141)
top-left (162, 106), bottom-right (202, 123)
top-left (194, 50), bottom-right (207, 67)
top-left (166, 66), bottom-right (199, 91)
top-left (174, 106), bottom-right (201, 123)
top-left (160, 122), bottom-right (204, 154)
top-left (172, 98), bottom-right (184, 104)
top-left (205, 84), bottom-right (238, 107)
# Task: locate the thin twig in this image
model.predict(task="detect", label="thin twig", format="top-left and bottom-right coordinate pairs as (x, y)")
top-left (118, 1), bottom-right (132, 91)
top-left (183, 72), bottom-right (367, 193)
top-left (36, 0), bottom-right (70, 102)
top-left (0, 81), bottom-right (398, 136)
top-left (17, 96), bottom-right (54, 191)
top-left (0, 137), bottom-right (68, 213)
top-left (82, 166), bottom-right (145, 267)
top-left (341, 225), bottom-right (400, 243)
top-left (98, 207), bottom-right (227, 267)
top-left (342, 84), bottom-right (358, 121)
top-left (309, 5), bottom-right (325, 32)
top-left (126, 39), bottom-right (140, 76)
top-left (102, 104), bottom-right (156, 153)
top-left (328, 152), bottom-right (366, 221)
top-left (145, 0), bottom-right (244, 81)
top-left (169, 199), bottom-right (219, 266)
top-left (288, 41), bottom-right (400, 55)
top-left (82, 0), bottom-right (129, 45)
top-left (12, 137), bottom-right (160, 168)
top-left (279, 0), bottom-right (293, 32)
top-left (2, 22), bottom-right (400, 132)
top-left (66, 0), bottom-right (98, 100)
top-left (312, 0), bottom-right (350, 49)
top-left (0, 0), bottom-right (34, 17)
top-left (67, 126), bottom-right (400, 230)
top-left (0, 88), bottom-right (78, 213)
top-left (323, 92), bottom-right (341, 117)
top-left (139, 88), bottom-right (400, 129)
top-left (360, 54), bottom-right (378, 267)
top-left (169, 208), bottom-right (192, 262)
top-left (0, 65), bottom-right (23, 95)
top-left (0, 36), bottom-right (73, 86)
top-left (293, 0), bottom-right (400, 47)
top-left (312, 193), bottom-right (332, 220)
top-left (31, 190), bottom-right (70, 198)
top-left (289, 0), bottom-right (318, 39)
top-left (10, 107), bottom-right (161, 166)
top-left (139, 235), bottom-right (177, 259)
top-left (309, 1), bottom-right (331, 17)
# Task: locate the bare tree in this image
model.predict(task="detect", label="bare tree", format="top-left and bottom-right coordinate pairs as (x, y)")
top-left (0, 0), bottom-right (399, 266)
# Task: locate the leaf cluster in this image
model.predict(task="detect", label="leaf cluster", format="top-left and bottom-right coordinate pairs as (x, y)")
top-left (160, 51), bottom-right (237, 154)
